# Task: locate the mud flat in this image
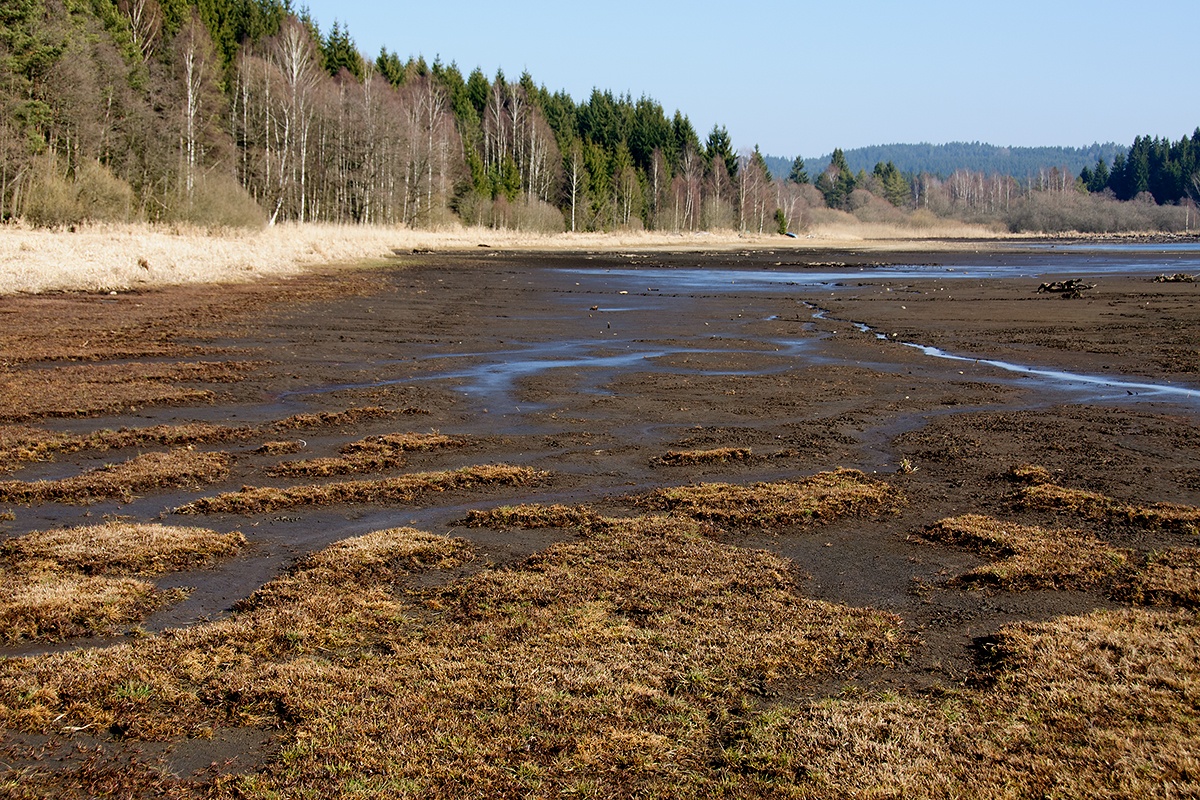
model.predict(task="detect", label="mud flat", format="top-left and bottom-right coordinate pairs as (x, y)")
top-left (2, 242), bottom-right (1199, 797)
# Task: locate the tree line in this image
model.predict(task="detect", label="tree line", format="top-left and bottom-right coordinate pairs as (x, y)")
top-left (1, 0), bottom-right (1197, 234)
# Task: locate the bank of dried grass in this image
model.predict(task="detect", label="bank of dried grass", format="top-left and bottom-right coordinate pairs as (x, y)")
top-left (176, 464), bottom-right (546, 514)
top-left (1016, 482), bottom-right (1200, 534)
top-left (0, 522), bottom-right (243, 641)
top-left (268, 432), bottom-right (464, 477)
top-left (0, 516), bottom-right (908, 796)
top-left (636, 468), bottom-right (903, 528)
top-left (0, 449), bottom-right (230, 505)
top-left (461, 503), bottom-right (602, 530)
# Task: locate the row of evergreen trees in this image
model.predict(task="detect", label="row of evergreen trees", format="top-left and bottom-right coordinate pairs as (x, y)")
top-left (2, 0), bottom-right (1197, 231)
top-left (0, 0), bottom-right (789, 231)
top-left (1079, 131), bottom-right (1200, 205)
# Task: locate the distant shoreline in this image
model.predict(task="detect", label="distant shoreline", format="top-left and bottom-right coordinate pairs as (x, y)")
top-left (0, 221), bottom-right (1193, 296)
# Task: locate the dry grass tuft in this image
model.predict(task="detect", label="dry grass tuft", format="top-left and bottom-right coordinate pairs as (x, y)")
top-left (268, 432), bottom-right (464, 477)
top-left (0, 422), bottom-right (250, 474)
top-left (176, 464), bottom-right (546, 514)
top-left (461, 503), bottom-right (602, 530)
top-left (1006, 463), bottom-right (1055, 484)
top-left (922, 515), bottom-right (1200, 608)
top-left (635, 468), bottom-right (903, 528)
top-left (0, 569), bottom-right (178, 642)
top-left (651, 447), bottom-right (754, 467)
top-left (1016, 482), bottom-right (1200, 534)
top-left (0, 449), bottom-right (230, 504)
top-left (1118, 547), bottom-right (1200, 608)
top-left (919, 514), bottom-right (1129, 590)
top-left (0, 522), bottom-right (242, 641)
top-left (0, 522), bottom-right (245, 575)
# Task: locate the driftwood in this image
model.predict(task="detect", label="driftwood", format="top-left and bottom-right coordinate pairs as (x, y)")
top-left (1037, 278), bottom-right (1094, 299)
top-left (1153, 273), bottom-right (1196, 283)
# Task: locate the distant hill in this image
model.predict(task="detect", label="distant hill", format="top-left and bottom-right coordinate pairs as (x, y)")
top-left (764, 142), bottom-right (1127, 181)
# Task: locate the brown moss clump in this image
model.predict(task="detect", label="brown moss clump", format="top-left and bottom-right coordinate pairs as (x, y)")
top-left (0, 522), bottom-right (242, 642)
top-left (0, 449), bottom-right (231, 504)
top-left (270, 406), bottom-right (423, 431)
top-left (268, 432), bottom-right (465, 477)
top-left (919, 514), bottom-right (1130, 590)
top-left (0, 522), bottom-right (246, 575)
top-left (651, 447), bottom-right (754, 467)
top-left (0, 361), bottom-right (261, 422)
top-left (1016, 482), bottom-right (1200, 534)
top-left (176, 464), bottom-right (547, 514)
top-left (635, 468), bottom-right (903, 528)
top-left (253, 440), bottom-right (306, 455)
top-left (461, 503), bottom-right (602, 530)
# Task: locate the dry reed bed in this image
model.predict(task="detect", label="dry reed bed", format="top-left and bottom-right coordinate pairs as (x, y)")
top-left (0, 221), bottom-right (1000, 296)
top-left (267, 432), bottom-right (465, 478)
top-left (0, 522), bottom-right (244, 642)
top-left (0, 450), bottom-right (230, 505)
top-left (634, 468), bottom-right (903, 527)
top-left (175, 464), bottom-right (546, 514)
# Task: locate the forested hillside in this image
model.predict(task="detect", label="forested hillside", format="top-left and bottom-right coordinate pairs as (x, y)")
top-left (0, 0), bottom-right (784, 232)
top-left (1, 0), bottom-right (1197, 234)
top-left (766, 142), bottom-right (1127, 184)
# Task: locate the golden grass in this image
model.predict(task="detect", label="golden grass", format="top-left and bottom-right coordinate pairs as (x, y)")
top-left (2, 508), bottom-right (1198, 796)
top-left (651, 447), bottom-right (754, 466)
top-left (0, 569), bottom-right (176, 643)
top-left (176, 464), bottom-right (546, 514)
top-left (268, 432), bottom-right (464, 477)
top-left (0, 408), bottom-right (415, 474)
top-left (0, 422), bottom-right (249, 474)
top-left (0, 449), bottom-right (230, 504)
top-left (0, 522), bottom-right (243, 642)
top-left (0, 515), bottom-right (908, 796)
top-left (0, 221), bottom-right (1008, 296)
top-left (921, 515), bottom-right (1200, 607)
top-left (0, 522), bottom-right (246, 575)
top-left (1016, 482), bottom-right (1200, 534)
top-left (720, 607), bottom-right (1200, 798)
top-left (460, 503), bottom-right (602, 530)
top-left (919, 514), bottom-right (1129, 590)
top-left (636, 468), bottom-right (903, 528)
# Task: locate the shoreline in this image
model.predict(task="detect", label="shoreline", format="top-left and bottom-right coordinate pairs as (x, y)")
top-left (0, 220), bottom-right (1101, 296)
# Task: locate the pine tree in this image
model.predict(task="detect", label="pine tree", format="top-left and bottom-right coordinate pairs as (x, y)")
top-left (787, 155), bottom-right (809, 184)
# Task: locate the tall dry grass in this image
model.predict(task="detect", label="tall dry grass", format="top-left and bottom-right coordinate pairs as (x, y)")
top-left (0, 219), bottom-right (1013, 296)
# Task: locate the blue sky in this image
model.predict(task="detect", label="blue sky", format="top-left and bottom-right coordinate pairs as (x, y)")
top-left (297, 0), bottom-right (1198, 159)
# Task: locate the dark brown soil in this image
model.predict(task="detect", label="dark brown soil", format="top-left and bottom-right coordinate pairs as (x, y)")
top-left (3, 243), bottom-right (1200, 776)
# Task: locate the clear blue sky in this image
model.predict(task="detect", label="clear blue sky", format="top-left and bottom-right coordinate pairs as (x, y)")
top-left (297, 0), bottom-right (1198, 159)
